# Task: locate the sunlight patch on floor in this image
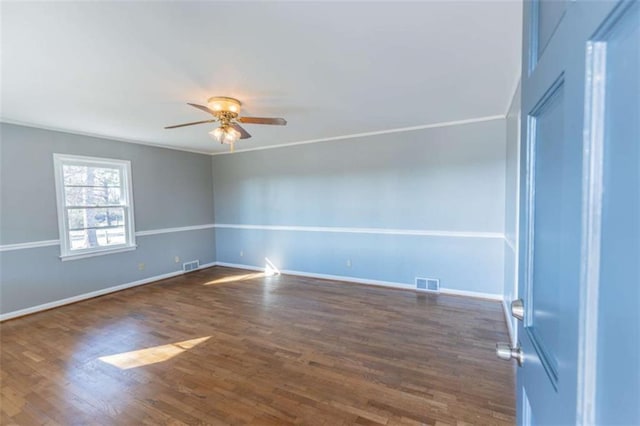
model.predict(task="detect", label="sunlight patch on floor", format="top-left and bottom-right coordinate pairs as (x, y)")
top-left (98, 336), bottom-right (210, 369)
top-left (204, 272), bottom-right (266, 285)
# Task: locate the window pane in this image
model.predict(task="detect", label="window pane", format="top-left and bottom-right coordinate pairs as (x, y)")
top-left (67, 207), bottom-right (126, 230)
top-left (64, 186), bottom-right (122, 206)
top-left (69, 226), bottom-right (126, 250)
top-left (69, 230), bottom-right (89, 250)
top-left (55, 155), bottom-right (134, 257)
top-left (68, 208), bottom-right (86, 229)
top-left (63, 165), bottom-right (120, 187)
top-left (96, 227), bottom-right (126, 246)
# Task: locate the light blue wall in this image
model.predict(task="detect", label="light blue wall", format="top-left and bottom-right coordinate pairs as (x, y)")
top-left (1, 118), bottom-right (511, 316)
top-left (503, 82), bottom-right (521, 339)
top-left (213, 119), bottom-right (507, 295)
top-left (216, 228), bottom-right (505, 294)
top-left (0, 230), bottom-right (214, 313)
top-left (0, 124), bottom-right (216, 315)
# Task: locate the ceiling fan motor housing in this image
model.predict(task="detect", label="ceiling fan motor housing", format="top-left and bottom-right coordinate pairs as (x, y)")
top-left (207, 97), bottom-right (241, 116)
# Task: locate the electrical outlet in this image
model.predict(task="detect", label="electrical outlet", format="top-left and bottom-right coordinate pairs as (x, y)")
top-left (174, 256), bottom-right (180, 263)
top-left (138, 263), bottom-right (145, 271)
top-left (240, 250), bottom-right (244, 257)
top-left (346, 259), bottom-right (352, 268)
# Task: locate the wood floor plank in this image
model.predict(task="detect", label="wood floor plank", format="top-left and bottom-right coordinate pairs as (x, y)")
top-left (1, 266), bottom-right (515, 425)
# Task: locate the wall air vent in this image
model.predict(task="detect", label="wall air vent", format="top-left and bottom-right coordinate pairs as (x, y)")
top-left (183, 260), bottom-right (200, 272)
top-left (415, 277), bottom-right (440, 293)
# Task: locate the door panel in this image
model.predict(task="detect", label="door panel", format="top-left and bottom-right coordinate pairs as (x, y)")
top-left (514, 1), bottom-right (638, 425)
top-left (534, 0), bottom-right (569, 64)
top-left (529, 79), bottom-right (565, 385)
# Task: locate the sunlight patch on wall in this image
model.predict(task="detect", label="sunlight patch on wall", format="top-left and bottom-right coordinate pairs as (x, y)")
top-left (264, 258), bottom-right (281, 276)
top-left (98, 336), bottom-right (210, 369)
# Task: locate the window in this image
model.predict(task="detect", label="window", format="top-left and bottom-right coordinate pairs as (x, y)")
top-left (53, 154), bottom-right (136, 260)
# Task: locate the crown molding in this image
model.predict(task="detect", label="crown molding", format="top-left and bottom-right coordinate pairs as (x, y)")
top-left (2, 115), bottom-right (506, 157)
top-left (0, 118), bottom-right (214, 156)
top-left (212, 115), bottom-right (506, 156)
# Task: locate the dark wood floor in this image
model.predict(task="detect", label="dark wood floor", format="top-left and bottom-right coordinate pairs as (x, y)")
top-left (1, 267), bottom-right (515, 425)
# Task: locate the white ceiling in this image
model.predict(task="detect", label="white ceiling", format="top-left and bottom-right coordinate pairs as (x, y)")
top-left (1, 1), bottom-right (522, 154)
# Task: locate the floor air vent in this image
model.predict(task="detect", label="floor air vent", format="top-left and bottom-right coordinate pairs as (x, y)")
top-left (415, 277), bottom-right (440, 293)
top-left (183, 260), bottom-right (200, 272)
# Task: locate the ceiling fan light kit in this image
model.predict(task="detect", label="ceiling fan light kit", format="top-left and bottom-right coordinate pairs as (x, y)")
top-left (165, 96), bottom-right (287, 153)
top-left (210, 126), bottom-right (241, 145)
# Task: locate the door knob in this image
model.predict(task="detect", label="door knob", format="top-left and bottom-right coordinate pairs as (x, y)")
top-left (496, 342), bottom-right (524, 366)
top-left (511, 298), bottom-right (524, 321)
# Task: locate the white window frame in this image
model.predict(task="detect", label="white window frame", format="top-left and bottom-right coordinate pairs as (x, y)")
top-left (53, 153), bottom-right (137, 261)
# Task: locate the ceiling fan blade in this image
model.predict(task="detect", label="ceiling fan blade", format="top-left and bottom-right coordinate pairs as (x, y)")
top-left (164, 119), bottom-right (216, 129)
top-left (238, 116), bottom-right (287, 125)
top-left (232, 123), bottom-right (252, 139)
top-left (188, 103), bottom-right (217, 116)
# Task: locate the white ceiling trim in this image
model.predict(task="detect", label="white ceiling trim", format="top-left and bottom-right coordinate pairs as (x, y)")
top-left (2, 114), bottom-right (506, 157)
top-left (0, 118), bottom-right (214, 156)
top-left (211, 115), bottom-right (506, 156)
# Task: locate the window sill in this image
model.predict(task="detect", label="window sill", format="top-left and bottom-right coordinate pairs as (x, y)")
top-left (59, 245), bottom-right (137, 262)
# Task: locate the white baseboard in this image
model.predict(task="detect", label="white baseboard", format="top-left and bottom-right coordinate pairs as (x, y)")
top-left (438, 287), bottom-right (502, 301)
top-left (287, 268), bottom-right (414, 291)
top-left (0, 262), bottom-right (216, 322)
top-left (215, 261), bottom-right (412, 289)
top-left (214, 261), bottom-right (266, 272)
top-left (502, 299), bottom-right (516, 345)
top-left (214, 262), bottom-right (503, 301)
top-left (1, 260), bottom-right (502, 322)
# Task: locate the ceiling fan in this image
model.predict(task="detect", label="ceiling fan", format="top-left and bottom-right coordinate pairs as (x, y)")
top-left (165, 97), bottom-right (287, 152)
